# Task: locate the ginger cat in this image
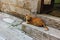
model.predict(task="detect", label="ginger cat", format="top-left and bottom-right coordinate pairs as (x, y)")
top-left (25, 14), bottom-right (49, 31)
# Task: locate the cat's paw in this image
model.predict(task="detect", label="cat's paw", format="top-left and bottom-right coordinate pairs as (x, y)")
top-left (44, 28), bottom-right (49, 31)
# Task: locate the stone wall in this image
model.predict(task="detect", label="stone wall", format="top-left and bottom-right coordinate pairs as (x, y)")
top-left (0, 1), bottom-right (1, 11)
top-left (0, 0), bottom-right (41, 15)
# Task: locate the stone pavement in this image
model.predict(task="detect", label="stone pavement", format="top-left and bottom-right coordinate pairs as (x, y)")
top-left (0, 12), bottom-right (33, 40)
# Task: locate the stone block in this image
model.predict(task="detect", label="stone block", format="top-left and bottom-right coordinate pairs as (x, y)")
top-left (22, 22), bottom-right (60, 40)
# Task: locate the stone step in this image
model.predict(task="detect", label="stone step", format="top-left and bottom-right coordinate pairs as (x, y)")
top-left (5, 11), bottom-right (60, 30)
top-left (0, 27), bottom-right (33, 40)
top-left (0, 12), bottom-right (33, 40)
top-left (22, 22), bottom-right (60, 40)
top-left (37, 14), bottom-right (60, 30)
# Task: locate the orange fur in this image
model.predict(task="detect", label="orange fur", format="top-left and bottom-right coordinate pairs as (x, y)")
top-left (25, 14), bottom-right (49, 31)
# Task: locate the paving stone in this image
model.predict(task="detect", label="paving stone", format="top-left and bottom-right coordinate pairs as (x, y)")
top-left (0, 12), bottom-right (23, 25)
top-left (0, 12), bottom-right (33, 40)
top-left (0, 28), bottom-right (33, 40)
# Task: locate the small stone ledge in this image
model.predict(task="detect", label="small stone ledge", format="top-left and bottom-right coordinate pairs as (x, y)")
top-left (22, 22), bottom-right (60, 40)
top-left (37, 14), bottom-right (60, 30)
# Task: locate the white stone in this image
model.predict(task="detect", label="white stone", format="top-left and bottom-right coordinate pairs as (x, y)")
top-left (3, 18), bottom-right (15, 24)
top-left (0, 36), bottom-right (6, 40)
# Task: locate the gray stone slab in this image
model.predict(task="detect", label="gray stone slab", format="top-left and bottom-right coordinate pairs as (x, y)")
top-left (22, 22), bottom-right (60, 40)
top-left (0, 28), bottom-right (33, 40)
top-left (0, 12), bottom-right (23, 28)
top-left (0, 12), bottom-right (33, 40)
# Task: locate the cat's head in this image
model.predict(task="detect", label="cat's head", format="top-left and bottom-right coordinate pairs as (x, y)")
top-left (25, 14), bottom-right (32, 21)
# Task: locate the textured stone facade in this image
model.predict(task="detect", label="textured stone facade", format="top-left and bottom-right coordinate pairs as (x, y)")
top-left (0, 0), bottom-right (41, 14)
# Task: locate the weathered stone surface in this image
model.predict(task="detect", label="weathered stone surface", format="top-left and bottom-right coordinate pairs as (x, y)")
top-left (0, 12), bottom-right (33, 40)
top-left (0, 12), bottom-right (23, 28)
top-left (0, 28), bottom-right (33, 40)
top-left (0, 0), bottom-right (41, 14)
top-left (22, 22), bottom-right (60, 40)
top-left (0, 1), bottom-right (2, 11)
